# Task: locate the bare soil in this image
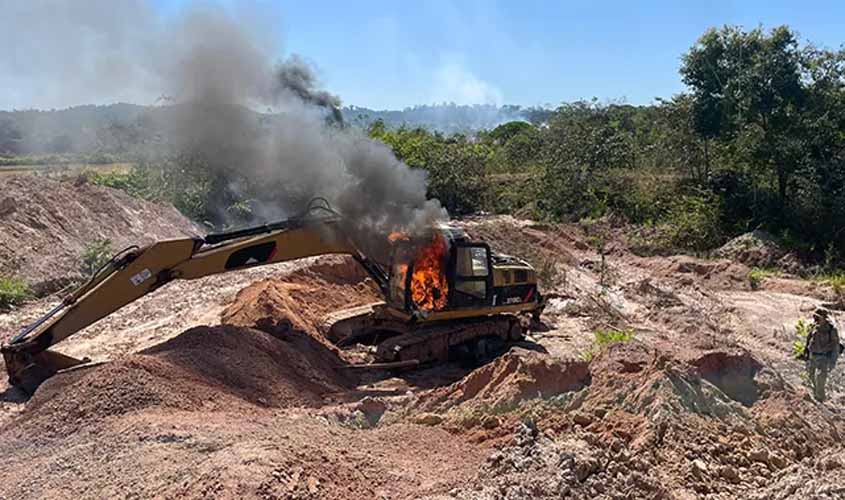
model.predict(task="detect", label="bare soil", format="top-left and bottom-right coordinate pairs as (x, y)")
top-left (0, 174), bottom-right (200, 295)
top-left (1, 194), bottom-right (844, 499)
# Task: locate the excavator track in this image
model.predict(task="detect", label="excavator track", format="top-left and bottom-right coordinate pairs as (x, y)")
top-left (375, 315), bottom-right (523, 364)
top-left (326, 306), bottom-right (524, 366)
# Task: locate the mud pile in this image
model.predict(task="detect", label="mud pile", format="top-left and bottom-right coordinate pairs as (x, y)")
top-left (222, 255), bottom-right (381, 338)
top-left (0, 175), bottom-right (200, 295)
top-left (5, 325), bottom-right (350, 439)
top-left (415, 349), bottom-right (590, 416)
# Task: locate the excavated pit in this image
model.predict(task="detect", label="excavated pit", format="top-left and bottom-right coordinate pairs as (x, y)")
top-left (692, 350), bottom-right (765, 406)
top-left (3, 211), bottom-right (845, 499)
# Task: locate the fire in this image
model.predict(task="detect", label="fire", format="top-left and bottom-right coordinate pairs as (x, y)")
top-left (410, 234), bottom-right (449, 311)
top-left (388, 231), bottom-right (409, 243)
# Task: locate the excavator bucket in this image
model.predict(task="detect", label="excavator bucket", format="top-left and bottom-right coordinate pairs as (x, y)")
top-left (3, 349), bottom-right (88, 395)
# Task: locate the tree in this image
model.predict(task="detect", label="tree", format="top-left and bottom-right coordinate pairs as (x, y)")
top-left (681, 26), bottom-right (805, 208)
top-left (487, 121), bottom-right (534, 144)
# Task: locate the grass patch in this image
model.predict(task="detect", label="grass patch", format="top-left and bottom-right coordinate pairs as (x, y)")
top-left (582, 328), bottom-right (635, 361)
top-left (748, 267), bottom-right (777, 290)
top-left (813, 271), bottom-right (845, 296)
top-left (0, 276), bottom-right (31, 310)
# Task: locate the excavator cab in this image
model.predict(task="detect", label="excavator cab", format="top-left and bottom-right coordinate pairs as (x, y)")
top-left (450, 242), bottom-right (494, 308)
top-left (386, 225), bottom-right (539, 316)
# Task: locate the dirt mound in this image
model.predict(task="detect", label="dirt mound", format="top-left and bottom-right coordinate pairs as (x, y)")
top-left (716, 230), bottom-right (796, 269)
top-left (415, 349), bottom-right (590, 416)
top-left (442, 341), bottom-right (845, 497)
top-left (0, 175), bottom-right (200, 295)
top-left (649, 254), bottom-right (750, 290)
top-left (463, 218), bottom-right (581, 268)
top-left (5, 325), bottom-right (349, 439)
top-left (751, 446), bottom-right (845, 499)
top-left (457, 420), bottom-right (668, 499)
top-left (221, 255), bottom-right (381, 338)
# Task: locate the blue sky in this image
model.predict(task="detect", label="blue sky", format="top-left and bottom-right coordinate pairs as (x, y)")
top-left (236, 0), bottom-right (845, 108)
top-left (7, 1), bottom-right (845, 110)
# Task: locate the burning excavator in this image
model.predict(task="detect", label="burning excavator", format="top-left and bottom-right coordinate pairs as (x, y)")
top-left (2, 199), bottom-right (544, 394)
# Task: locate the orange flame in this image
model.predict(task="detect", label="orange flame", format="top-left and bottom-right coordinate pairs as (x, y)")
top-left (388, 231), bottom-right (409, 243)
top-left (410, 234), bottom-right (449, 311)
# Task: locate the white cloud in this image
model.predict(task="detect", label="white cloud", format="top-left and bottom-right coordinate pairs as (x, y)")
top-left (430, 60), bottom-right (503, 106)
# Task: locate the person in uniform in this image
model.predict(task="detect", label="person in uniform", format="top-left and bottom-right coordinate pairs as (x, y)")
top-left (804, 307), bottom-right (840, 402)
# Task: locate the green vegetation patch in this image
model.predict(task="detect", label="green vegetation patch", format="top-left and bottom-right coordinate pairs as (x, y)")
top-left (582, 328), bottom-right (636, 361)
top-left (0, 276), bottom-right (31, 310)
top-left (81, 239), bottom-right (114, 277)
top-left (814, 271), bottom-right (845, 297)
top-left (792, 318), bottom-right (811, 360)
top-left (748, 267), bottom-right (778, 290)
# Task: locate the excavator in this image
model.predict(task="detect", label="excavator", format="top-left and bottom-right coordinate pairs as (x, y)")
top-left (2, 199), bottom-right (544, 394)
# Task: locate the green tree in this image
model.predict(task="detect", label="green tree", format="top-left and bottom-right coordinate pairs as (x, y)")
top-left (681, 26), bottom-right (805, 208)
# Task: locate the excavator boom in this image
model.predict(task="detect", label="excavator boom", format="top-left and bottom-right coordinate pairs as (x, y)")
top-left (3, 199), bottom-right (545, 394)
top-left (2, 214), bottom-right (385, 393)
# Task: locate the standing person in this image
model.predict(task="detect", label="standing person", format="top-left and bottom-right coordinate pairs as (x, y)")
top-left (805, 308), bottom-right (840, 401)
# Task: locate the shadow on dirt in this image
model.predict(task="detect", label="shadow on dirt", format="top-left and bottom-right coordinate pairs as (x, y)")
top-left (0, 386), bottom-right (28, 404)
top-left (692, 351), bottom-right (764, 407)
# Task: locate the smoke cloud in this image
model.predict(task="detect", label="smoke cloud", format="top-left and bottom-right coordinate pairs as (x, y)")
top-left (1, 1), bottom-right (446, 236)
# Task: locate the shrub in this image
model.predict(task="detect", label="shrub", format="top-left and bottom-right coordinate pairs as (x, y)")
top-left (81, 239), bottom-right (114, 277)
top-left (0, 276), bottom-right (31, 310)
top-left (582, 328), bottom-right (635, 361)
top-left (85, 169), bottom-right (144, 194)
top-left (793, 318), bottom-right (811, 360)
top-left (660, 191), bottom-right (724, 253)
top-left (818, 272), bottom-right (845, 297)
top-left (748, 267), bottom-right (777, 290)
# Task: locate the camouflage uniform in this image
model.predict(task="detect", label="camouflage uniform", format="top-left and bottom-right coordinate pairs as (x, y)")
top-left (805, 310), bottom-right (840, 402)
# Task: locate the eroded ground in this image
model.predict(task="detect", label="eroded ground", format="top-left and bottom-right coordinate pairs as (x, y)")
top-left (1, 216), bottom-right (844, 499)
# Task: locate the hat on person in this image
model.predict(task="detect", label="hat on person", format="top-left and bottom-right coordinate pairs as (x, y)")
top-left (814, 307), bottom-right (831, 319)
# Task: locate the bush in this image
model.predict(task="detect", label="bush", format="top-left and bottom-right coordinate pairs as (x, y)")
top-left (793, 318), bottom-right (811, 360)
top-left (81, 239), bottom-right (114, 277)
top-left (661, 191), bottom-right (724, 253)
top-left (748, 267), bottom-right (777, 290)
top-left (0, 276), bottom-right (31, 310)
top-left (85, 169), bottom-right (144, 195)
top-left (582, 328), bottom-right (635, 361)
top-left (815, 271), bottom-right (845, 297)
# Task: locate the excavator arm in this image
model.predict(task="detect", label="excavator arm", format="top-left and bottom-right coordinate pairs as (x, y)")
top-left (2, 213), bottom-right (387, 393)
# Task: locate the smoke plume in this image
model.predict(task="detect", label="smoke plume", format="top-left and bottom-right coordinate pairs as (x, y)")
top-left (1, 1), bottom-right (446, 236)
top-left (273, 56), bottom-right (344, 125)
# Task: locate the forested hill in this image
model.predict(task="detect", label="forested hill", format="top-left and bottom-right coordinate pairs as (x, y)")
top-left (342, 104), bottom-right (553, 133)
top-left (0, 103), bottom-right (554, 156)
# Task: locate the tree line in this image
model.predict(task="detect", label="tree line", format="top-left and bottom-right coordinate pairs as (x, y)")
top-left (369, 25), bottom-right (845, 263)
top-left (77, 25), bottom-right (844, 265)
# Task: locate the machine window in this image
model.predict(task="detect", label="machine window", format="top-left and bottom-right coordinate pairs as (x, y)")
top-left (455, 246), bottom-right (489, 300)
top-left (457, 247), bottom-right (489, 277)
